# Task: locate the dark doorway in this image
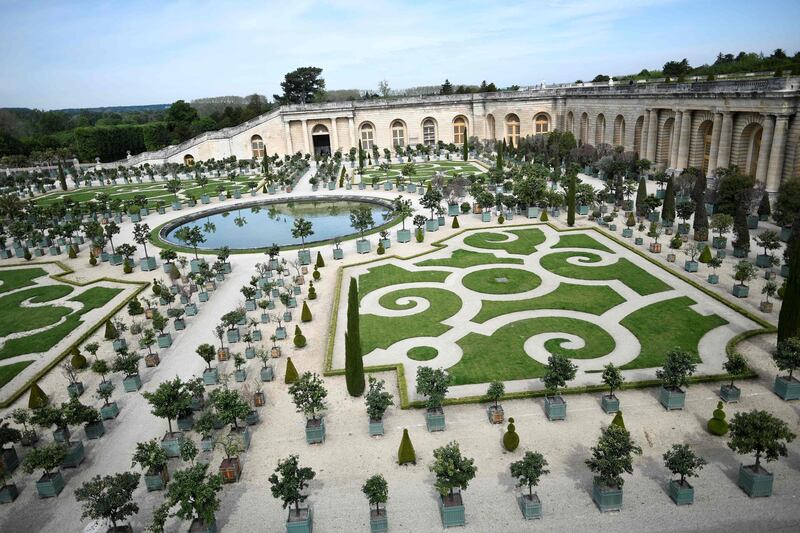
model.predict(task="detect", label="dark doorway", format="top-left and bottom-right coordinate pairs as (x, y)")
top-left (312, 134), bottom-right (331, 156)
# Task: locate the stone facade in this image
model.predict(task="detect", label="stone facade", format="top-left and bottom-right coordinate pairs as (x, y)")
top-left (124, 77), bottom-right (800, 193)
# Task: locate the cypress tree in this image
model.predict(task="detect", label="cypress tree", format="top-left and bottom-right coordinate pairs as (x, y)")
top-left (104, 320), bottom-right (117, 340)
top-left (778, 216), bottom-right (800, 341)
top-left (284, 357), bottom-right (299, 384)
top-left (397, 428), bottom-right (416, 465)
top-left (662, 177), bottom-right (676, 224)
top-left (496, 140), bottom-right (504, 170)
top-left (757, 193), bottom-right (771, 220)
top-left (57, 162), bottom-right (68, 191)
top-left (567, 172), bottom-right (576, 227)
top-left (301, 301), bottom-right (312, 322)
top-left (691, 171), bottom-right (709, 240)
top-left (315, 251), bottom-right (325, 268)
top-left (345, 278), bottom-right (365, 396)
top-left (635, 176), bottom-right (647, 217)
top-left (462, 135), bottom-right (469, 161)
top-left (733, 203), bottom-right (750, 253)
top-left (28, 382), bottom-right (49, 409)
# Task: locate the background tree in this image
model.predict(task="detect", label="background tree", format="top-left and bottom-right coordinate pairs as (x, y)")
top-left (269, 455), bottom-right (316, 518)
top-left (510, 451), bottom-right (550, 499)
top-left (344, 278), bottom-right (365, 396)
top-left (273, 67), bottom-right (326, 105)
top-left (74, 472), bottom-right (141, 531)
top-left (728, 410), bottom-right (796, 469)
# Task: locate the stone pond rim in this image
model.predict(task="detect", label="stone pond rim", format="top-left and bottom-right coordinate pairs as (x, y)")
top-left (152, 195), bottom-right (398, 254)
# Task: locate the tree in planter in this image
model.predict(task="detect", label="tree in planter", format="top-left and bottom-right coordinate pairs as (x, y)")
top-left (74, 472), bottom-right (141, 531)
top-left (762, 279), bottom-right (778, 310)
top-left (149, 463), bottom-right (222, 533)
top-left (510, 451), bottom-right (550, 501)
top-left (733, 260), bottom-right (758, 289)
top-left (757, 193), bottom-right (771, 220)
top-left (288, 372), bottom-right (328, 423)
top-left (269, 455), bottom-right (316, 521)
top-left (755, 230), bottom-right (781, 265)
top-left (349, 206), bottom-right (375, 241)
top-left (727, 410), bottom-right (796, 472)
top-left (141, 328), bottom-right (157, 358)
top-left (585, 424), bottom-right (642, 491)
top-left (430, 441), bottom-right (477, 503)
top-left (415, 366), bottom-right (451, 412)
top-left (131, 439), bottom-right (169, 480)
top-left (21, 442), bottom-right (68, 484)
top-left (485, 380), bottom-right (505, 410)
top-left (601, 362), bottom-right (624, 402)
top-left (344, 278), bottom-right (365, 396)
top-left (421, 188), bottom-right (444, 222)
top-left (196, 343), bottom-right (216, 372)
top-left (365, 376), bottom-right (394, 423)
top-left (174, 225), bottom-right (206, 260)
top-left (291, 217), bottom-right (314, 252)
top-left (656, 349), bottom-right (697, 392)
top-left (142, 377), bottom-right (193, 435)
top-left (10, 408), bottom-right (37, 445)
top-left (710, 213), bottom-right (734, 246)
top-left (105, 221), bottom-right (120, 254)
top-left (210, 387), bottom-right (250, 430)
top-left (772, 337), bottom-right (800, 383)
top-left (540, 353), bottom-right (577, 401)
top-left (392, 196), bottom-right (413, 232)
top-left (722, 351), bottom-right (750, 395)
top-left (133, 223), bottom-right (152, 260)
top-left (362, 473), bottom-right (389, 519)
top-left (112, 350), bottom-right (142, 381)
top-left (663, 444), bottom-right (706, 488)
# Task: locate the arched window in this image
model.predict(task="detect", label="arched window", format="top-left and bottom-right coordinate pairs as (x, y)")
top-left (183, 154), bottom-right (194, 166)
top-left (566, 112), bottom-right (574, 135)
top-left (312, 124), bottom-right (329, 135)
top-left (505, 114), bottom-right (520, 147)
top-left (595, 114), bottom-right (606, 146)
top-left (422, 119), bottom-right (437, 145)
top-left (534, 113), bottom-right (550, 134)
top-left (453, 116), bottom-right (467, 145)
top-left (391, 120), bottom-right (405, 148)
top-left (486, 114), bottom-right (496, 140)
top-left (360, 123), bottom-right (375, 150)
top-left (251, 135), bottom-right (265, 159)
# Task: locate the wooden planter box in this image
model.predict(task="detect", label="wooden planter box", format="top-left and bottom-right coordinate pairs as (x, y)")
top-left (592, 482), bottom-right (622, 512)
top-left (719, 384), bottom-right (741, 403)
top-left (426, 408), bottom-right (446, 432)
top-left (36, 471), bottom-right (65, 498)
top-left (659, 386), bottom-right (685, 410)
top-left (773, 375), bottom-right (800, 400)
top-left (1, 448), bottom-right (19, 473)
top-left (219, 457), bottom-right (242, 484)
top-left (234, 369), bottom-right (247, 382)
top-left (601, 394), bottom-right (619, 414)
top-left (157, 333), bottom-right (172, 348)
top-left (144, 467), bottom-right (169, 492)
top-left (668, 479), bottom-right (694, 505)
top-left (649, 243), bottom-right (662, 253)
top-left (145, 353), bottom-right (160, 367)
top-left (286, 507), bottom-right (313, 533)
top-left (67, 381), bottom-right (84, 398)
top-left (517, 493), bottom-right (542, 520)
top-left (306, 418), bottom-right (325, 444)
top-left (438, 493), bottom-right (465, 527)
top-left (356, 239), bottom-right (371, 254)
top-left (487, 404), bottom-right (504, 424)
top-left (177, 413), bottom-right (194, 431)
top-left (544, 395), bottom-right (566, 421)
top-left (217, 348), bottom-right (230, 361)
top-left (732, 284), bottom-right (750, 298)
top-left (738, 464), bottom-right (773, 497)
top-left (62, 440), bottom-right (85, 468)
top-left (245, 409), bottom-right (260, 426)
top-left (369, 418), bottom-right (384, 436)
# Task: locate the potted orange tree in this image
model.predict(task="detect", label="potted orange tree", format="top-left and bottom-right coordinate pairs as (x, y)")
top-left (510, 450), bottom-right (549, 520)
top-left (362, 473), bottom-right (389, 533)
top-left (365, 377), bottom-right (394, 436)
top-left (269, 454), bottom-right (316, 533)
top-left (772, 337), bottom-right (800, 400)
top-left (541, 354), bottom-right (577, 421)
top-left (430, 441), bottom-right (477, 528)
top-left (663, 443), bottom-right (706, 505)
top-left (142, 377), bottom-right (192, 458)
top-left (289, 372), bottom-right (328, 444)
top-left (585, 424), bottom-right (642, 512)
top-left (656, 349), bottom-right (696, 410)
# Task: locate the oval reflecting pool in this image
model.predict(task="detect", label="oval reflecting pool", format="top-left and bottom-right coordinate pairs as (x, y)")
top-left (163, 198), bottom-right (392, 251)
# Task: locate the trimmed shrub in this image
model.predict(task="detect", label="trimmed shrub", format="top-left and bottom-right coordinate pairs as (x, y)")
top-left (293, 334), bottom-right (307, 348)
top-left (698, 245), bottom-right (713, 264)
top-left (377, 243), bottom-right (385, 255)
top-left (28, 382), bottom-right (49, 409)
top-left (503, 417), bottom-right (519, 451)
top-left (70, 348), bottom-right (88, 370)
top-left (397, 428), bottom-right (416, 465)
top-left (315, 251), bottom-right (325, 268)
top-left (284, 357), bottom-right (299, 384)
top-left (498, 214), bottom-right (505, 224)
top-left (312, 266), bottom-right (321, 281)
top-left (611, 411), bottom-right (626, 430)
top-left (301, 301), bottom-right (312, 322)
top-left (460, 202), bottom-right (470, 214)
top-left (415, 228), bottom-right (424, 242)
top-left (123, 261), bottom-right (133, 274)
top-left (89, 253), bottom-right (97, 266)
top-left (540, 210), bottom-right (549, 222)
top-left (308, 282), bottom-right (317, 300)
top-left (68, 246), bottom-right (77, 259)
top-left (452, 216), bottom-right (460, 229)
top-left (707, 401), bottom-right (729, 436)
top-left (128, 298), bottom-right (144, 316)
top-left (104, 320), bottom-right (117, 340)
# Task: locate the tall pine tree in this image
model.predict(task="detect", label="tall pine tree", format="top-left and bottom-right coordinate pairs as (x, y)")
top-left (661, 176), bottom-right (676, 224)
top-left (778, 215), bottom-right (800, 341)
top-left (345, 277), bottom-right (365, 396)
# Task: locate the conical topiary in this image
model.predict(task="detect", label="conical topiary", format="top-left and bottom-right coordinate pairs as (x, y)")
top-left (28, 382), bottom-right (49, 409)
top-left (707, 401), bottom-right (729, 436)
top-left (308, 282), bottom-right (317, 300)
top-left (397, 428), bottom-right (416, 465)
top-left (698, 245), bottom-right (713, 264)
top-left (611, 410), bottom-right (626, 429)
top-left (301, 301), bottom-right (312, 322)
top-left (284, 357), bottom-right (299, 384)
top-left (452, 216), bottom-right (460, 229)
top-left (104, 320), bottom-right (117, 340)
top-left (503, 417), bottom-right (519, 451)
top-left (626, 212), bottom-right (636, 227)
top-left (540, 210), bottom-right (549, 222)
top-left (315, 251), bottom-right (325, 268)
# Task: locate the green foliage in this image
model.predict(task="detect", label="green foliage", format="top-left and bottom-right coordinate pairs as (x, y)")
top-left (415, 227), bottom-right (424, 242)
top-left (601, 363), bottom-right (624, 396)
top-left (611, 411), bottom-right (626, 430)
top-left (540, 209), bottom-right (548, 222)
top-left (510, 450), bottom-right (550, 497)
top-left (345, 278), bottom-right (365, 396)
top-left (131, 439), bottom-right (168, 473)
top-left (308, 282), bottom-right (317, 300)
top-left (28, 382), bottom-right (49, 409)
top-left (196, 343), bottom-right (215, 370)
top-left (503, 417), bottom-right (519, 451)
top-left (661, 177), bottom-right (676, 222)
top-left (732, 260), bottom-right (757, 286)
top-left (273, 66), bottom-right (325, 105)
top-left (772, 337), bottom-right (800, 379)
top-left (365, 376), bottom-right (394, 421)
top-left (397, 428), bottom-right (417, 465)
top-left (269, 454), bottom-right (316, 515)
top-left (415, 366), bottom-right (451, 410)
top-left (585, 424), bottom-right (642, 488)
top-left (485, 380), bottom-right (505, 407)
top-left (708, 401), bottom-right (729, 436)
top-left (430, 441), bottom-right (477, 497)
top-left (452, 215), bottom-right (460, 228)
top-left (663, 444), bottom-right (706, 485)
top-left (284, 357), bottom-right (299, 384)
top-left (757, 193), bottom-right (772, 218)
top-left (635, 176), bottom-right (647, 217)
top-left (74, 472), bottom-right (141, 530)
top-left (567, 172), bottom-right (576, 227)
top-left (104, 320), bottom-right (118, 340)
top-left (152, 463), bottom-right (222, 530)
top-left (293, 332), bottom-right (307, 348)
top-left (362, 473), bottom-right (389, 514)
top-left (288, 371), bottom-right (327, 420)
top-left (727, 409), bottom-right (796, 467)
top-left (656, 349), bottom-right (697, 389)
top-left (209, 387), bottom-right (250, 430)
top-left (540, 353), bottom-right (577, 395)
top-left (779, 225), bottom-right (800, 341)
top-left (697, 245), bottom-right (713, 263)
top-left (21, 442), bottom-right (68, 475)
top-left (141, 376), bottom-right (193, 434)
top-left (722, 351), bottom-right (749, 387)
top-left (70, 351), bottom-right (88, 370)
top-left (312, 266), bottom-right (321, 281)
top-left (315, 251), bottom-right (325, 268)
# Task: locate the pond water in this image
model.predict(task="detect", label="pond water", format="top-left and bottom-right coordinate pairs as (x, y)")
top-left (164, 200), bottom-right (390, 250)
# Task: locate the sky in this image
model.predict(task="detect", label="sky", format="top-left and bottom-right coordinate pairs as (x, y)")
top-left (0, 0), bottom-right (799, 110)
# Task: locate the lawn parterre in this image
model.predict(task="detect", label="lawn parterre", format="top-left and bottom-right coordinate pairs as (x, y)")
top-left (332, 224), bottom-right (762, 402)
top-left (359, 160), bottom-right (483, 184)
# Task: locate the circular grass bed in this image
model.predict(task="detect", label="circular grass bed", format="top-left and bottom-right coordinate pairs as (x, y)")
top-left (407, 346), bottom-right (439, 361)
top-left (462, 268), bottom-right (541, 295)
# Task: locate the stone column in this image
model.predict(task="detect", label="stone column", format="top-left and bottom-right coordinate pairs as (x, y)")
top-left (283, 121), bottom-right (293, 154)
top-left (670, 111), bottom-right (682, 168)
top-left (641, 110), bottom-right (650, 156)
top-left (676, 110), bottom-right (692, 170)
top-left (330, 118), bottom-right (339, 152)
top-left (706, 113), bottom-right (722, 177)
top-left (715, 112), bottom-right (733, 169)
top-left (766, 115), bottom-right (789, 193)
top-left (755, 115), bottom-right (775, 185)
top-left (645, 109), bottom-right (659, 162)
top-left (301, 119), bottom-right (310, 155)
top-left (348, 117), bottom-right (356, 149)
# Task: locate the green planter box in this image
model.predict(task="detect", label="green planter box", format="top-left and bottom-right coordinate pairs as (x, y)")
top-left (756, 254), bottom-right (773, 268)
top-left (101, 401), bottom-right (120, 420)
top-left (668, 480), bottom-right (694, 505)
top-left (297, 249), bottom-right (311, 265)
top-left (544, 396), bottom-right (566, 421)
top-left (84, 420), bottom-right (106, 440)
top-left (140, 256), bottom-right (157, 271)
top-left (67, 381), bottom-right (84, 398)
top-left (732, 248), bottom-right (748, 258)
top-left (113, 338), bottom-right (127, 352)
top-left (426, 219), bottom-right (440, 232)
top-left (333, 248), bottom-right (344, 260)
top-left (245, 299), bottom-right (257, 311)
top-left (234, 369), bottom-right (247, 382)
top-left (286, 508), bottom-right (313, 533)
top-left (123, 374), bottom-right (141, 392)
top-left (245, 410), bottom-right (260, 426)
top-left (226, 329), bottom-right (240, 343)
top-left (275, 327), bottom-right (287, 340)
top-left (203, 368), bottom-right (219, 385)
top-left (438, 494), bottom-right (465, 527)
top-left (190, 518), bottom-right (217, 533)
top-left (306, 418), bottom-right (325, 444)
top-left (482, 211), bottom-right (492, 222)
top-left (517, 493), bottom-right (542, 520)
top-left (369, 509), bottom-right (389, 533)
top-left (231, 427), bottom-right (251, 450)
top-left (36, 472), bottom-right (65, 498)
top-left (773, 375), bottom-right (800, 400)
top-left (738, 464), bottom-right (773, 497)
top-left (659, 386), bottom-right (685, 410)
top-left (601, 394), bottom-right (619, 414)
top-left (356, 240), bottom-right (371, 254)
top-left (592, 482), bottom-right (622, 512)
top-left (157, 333), bottom-right (173, 348)
top-left (177, 414), bottom-right (194, 431)
top-left (186, 303), bottom-right (198, 316)
top-left (719, 384), bottom-right (741, 403)
top-left (396, 229), bottom-right (411, 243)
top-left (426, 408), bottom-right (446, 432)
top-left (161, 432), bottom-right (184, 458)
top-left (1, 448), bottom-right (19, 473)
top-left (684, 260), bottom-right (698, 272)
top-left (527, 206), bottom-right (540, 218)
top-left (634, 237), bottom-right (644, 245)
top-left (732, 285), bottom-right (749, 298)
top-left (712, 237), bottom-right (727, 249)
top-left (260, 366), bottom-right (274, 382)
top-left (0, 483), bottom-right (19, 503)
top-left (708, 274), bottom-right (719, 284)
top-left (53, 427), bottom-right (70, 443)
top-left (62, 440), bottom-right (85, 468)
top-left (622, 228), bottom-right (633, 238)
top-left (369, 418), bottom-right (384, 436)
top-left (145, 468), bottom-right (168, 492)
top-left (199, 291), bottom-right (209, 302)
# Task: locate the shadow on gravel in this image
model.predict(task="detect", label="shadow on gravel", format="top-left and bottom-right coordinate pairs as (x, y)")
top-left (562, 443), bottom-right (592, 494)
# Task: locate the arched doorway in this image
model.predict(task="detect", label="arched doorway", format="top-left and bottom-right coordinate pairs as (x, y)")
top-left (485, 114), bottom-right (496, 140)
top-left (633, 116), bottom-right (644, 155)
top-left (579, 113), bottom-right (589, 145)
top-left (566, 112), bottom-right (574, 135)
top-left (740, 123), bottom-right (764, 178)
top-left (311, 124), bottom-right (331, 156)
top-left (595, 114), bottom-right (606, 146)
top-left (613, 115), bottom-right (625, 147)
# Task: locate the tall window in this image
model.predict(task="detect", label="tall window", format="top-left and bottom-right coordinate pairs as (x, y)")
top-left (453, 116), bottom-right (467, 145)
top-left (422, 119), bottom-right (436, 145)
top-left (505, 114), bottom-right (520, 147)
top-left (360, 123), bottom-right (374, 150)
top-left (534, 114), bottom-right (549, 134)
top-left (251, 135), bottom-right (265, 159)
top-left (391, 120), bottom-right (405, 148)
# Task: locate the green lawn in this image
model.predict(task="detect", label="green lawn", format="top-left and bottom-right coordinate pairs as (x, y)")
top-left (474, 283), bottom-right (625, 323)
top-left (360, 161), bottom-right (481, 183)
top-left (620, 296), bottom-right (728, 369)
top-left (416, 250), bottom-right (524, 269)
top-left (361, 288), bottom-right (462, 354)
top-left (463, 228), bottom-right (546, 255)
top-left (358, 264), bottom-right (450, 297)
top-left (539, 251), bottom-right (671, 296)
top-left (552, 233), bottom-right (613, 253)
top-left (407, 346), bottom-right (439, 361)
top-left (0, 286), bottom-right (75, 336)
top-left (0, 360), bottom-right (34, 390)
top-left (0, 286), bottom-right (123, 360)
top-left (462, 267), bottom-right (541, 295)
top-left (449, 317), bottom-right (616, 385)
top-left (0, 267), bottom-right (49, 294)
